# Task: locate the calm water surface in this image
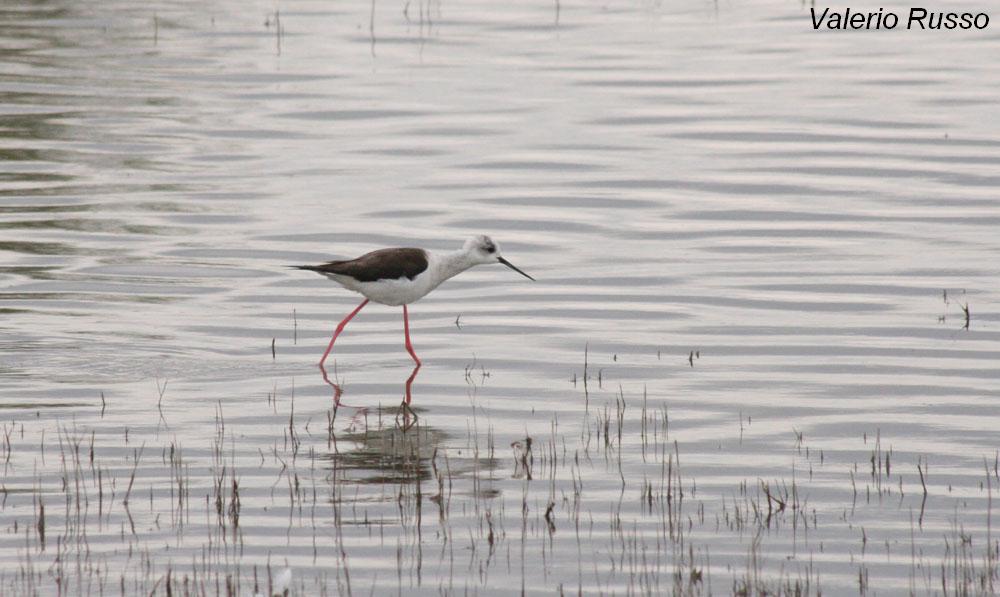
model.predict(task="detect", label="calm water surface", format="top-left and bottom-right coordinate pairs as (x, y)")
top-left (2, 0), bottom-right (1000, 594)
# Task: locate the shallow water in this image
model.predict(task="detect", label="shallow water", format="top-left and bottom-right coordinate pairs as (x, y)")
top-left (2, 0), bottom-right (1000, 594)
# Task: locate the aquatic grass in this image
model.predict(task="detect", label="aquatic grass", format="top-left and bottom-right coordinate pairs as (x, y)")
top-left (0, 370), bottom-right (998, 595)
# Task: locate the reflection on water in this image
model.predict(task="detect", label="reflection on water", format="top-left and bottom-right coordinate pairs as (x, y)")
top-left (2, 0), bottom-right (1000, 593)
top-left (322, 360), bottom-right (421, 427)
top-left (323, 411), bottom-right (448, 487)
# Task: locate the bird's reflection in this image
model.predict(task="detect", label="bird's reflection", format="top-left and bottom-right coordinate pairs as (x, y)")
top-left (318, 362), bottom-right (447, 489)
top-left (319, 361), bottom-right (422, 430)
top-left (314, 363), bottom-right (503, 560)
top-left (319, 401), bottom-right (500, 489)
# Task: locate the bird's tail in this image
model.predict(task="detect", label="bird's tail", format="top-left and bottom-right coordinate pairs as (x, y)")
top-left (289, 265), bottom-right (322, 272)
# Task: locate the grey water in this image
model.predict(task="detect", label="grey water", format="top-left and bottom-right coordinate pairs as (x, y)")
top-left (2, 0), bottom-right (1000, 594)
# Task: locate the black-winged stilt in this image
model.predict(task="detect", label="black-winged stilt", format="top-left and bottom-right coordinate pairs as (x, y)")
top-left (294, 235), bottom-right (534, 369)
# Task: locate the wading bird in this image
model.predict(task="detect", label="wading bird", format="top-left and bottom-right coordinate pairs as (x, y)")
top-left (294, 235), bottom-right (534, 369)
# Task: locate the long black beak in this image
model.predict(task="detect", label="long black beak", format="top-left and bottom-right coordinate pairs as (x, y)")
top-left (498, 256), bottom-right (535, 281)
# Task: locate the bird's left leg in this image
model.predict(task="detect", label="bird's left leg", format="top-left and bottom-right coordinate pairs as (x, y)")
top-left (318, 298), bottom-right (369, 367)
top-left (402, 304), bottom-right (422, 366)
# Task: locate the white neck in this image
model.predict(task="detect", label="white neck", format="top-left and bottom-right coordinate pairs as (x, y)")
top-left (432, 249), bottom-right (477, 285)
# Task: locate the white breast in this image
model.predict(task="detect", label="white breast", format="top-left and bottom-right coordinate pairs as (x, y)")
top-left (323, 269), bottom-right (435, 306)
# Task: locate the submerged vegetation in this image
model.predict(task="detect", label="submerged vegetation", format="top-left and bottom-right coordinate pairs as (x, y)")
top-left (0, 352), bottom-right (997, 596)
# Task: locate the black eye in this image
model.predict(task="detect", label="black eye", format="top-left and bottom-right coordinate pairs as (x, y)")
top-left (486, 246), bottom-right (495, 253)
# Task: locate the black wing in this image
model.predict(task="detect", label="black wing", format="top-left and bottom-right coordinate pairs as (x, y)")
top-left (295, 248), bottom-right (428, 282)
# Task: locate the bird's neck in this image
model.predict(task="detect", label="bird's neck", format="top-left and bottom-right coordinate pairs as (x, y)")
top-left (434, 249), bottom-right (477, 283)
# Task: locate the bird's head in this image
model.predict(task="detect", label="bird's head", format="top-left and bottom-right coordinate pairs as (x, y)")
top-left (463, 235), bottom-right (534, 280)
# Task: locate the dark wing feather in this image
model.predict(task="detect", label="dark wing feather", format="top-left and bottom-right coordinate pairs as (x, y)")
top-left (296, 248), bottom-right (428, 282)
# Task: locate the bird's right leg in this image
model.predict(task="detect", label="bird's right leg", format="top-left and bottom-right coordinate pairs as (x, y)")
top-left (318, 299), bottom-right (369, 367)
top-left (402, 304), bottom-right (422, 366)
top-left (398, 362), bottom-right (421, 431)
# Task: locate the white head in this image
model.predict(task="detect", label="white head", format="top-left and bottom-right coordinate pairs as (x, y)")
top-left (462, 235), bottom-right (534, 280)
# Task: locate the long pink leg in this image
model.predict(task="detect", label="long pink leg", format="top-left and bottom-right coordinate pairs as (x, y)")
top-left (402, 304), bottom-right (421, 366)
top-left (318, 299), bottom-right (369, 367)
top-left (318, 362), bottom-right (343, 405)
top-left (404, 362), bottom-right (421, 406)
top-left (396, 362), bottom-right (421, 430)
